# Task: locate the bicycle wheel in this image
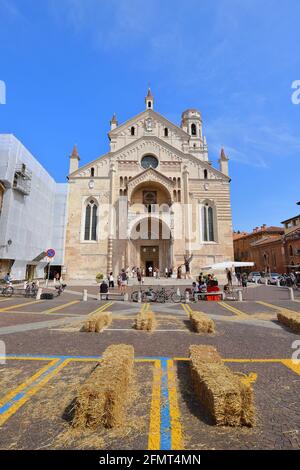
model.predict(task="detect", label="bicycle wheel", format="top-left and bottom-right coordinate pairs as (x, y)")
top-left (171, 292), bottom-right (181, 303)
top-left (3, 286), bottom-right (13, 297)
top-left (131, 291), bottom-right (139, 302)
top-left (156, 292), bottom-right (166, 303)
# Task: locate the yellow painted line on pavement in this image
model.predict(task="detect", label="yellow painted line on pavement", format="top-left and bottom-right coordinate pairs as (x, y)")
top-left (281, 359), bottom-right (300, 376)
top-left (42, 300), bottom-right (80, 314)
top-left (0, 358), bottom-right (71, 426)
top-left (167, 360), bottom-right (184, 450)
top-left (148, 360), bottom-right (161, 450)
top-left (0, 299), bottom-right (44, 312)
top-left (0, 356), bottom-right (54, 361)
top-left (87, 301), bottom-right (114, 318)
top-left (0, 358), bottom-right (60, 406)
top-left (181, 303), bottom-right (191, 316)
top-left (218, 301), bottom-right (244, 317)
top-left (256, 301), bottom-right (300, 316)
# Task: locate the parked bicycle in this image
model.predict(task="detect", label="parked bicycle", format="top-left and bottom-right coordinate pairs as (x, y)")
top-left (55, 283), bottom-right (67, 296)
top-left (131, 286), bottom-right (182, 303)
top-left (25, 281), bottom-right (38, 298)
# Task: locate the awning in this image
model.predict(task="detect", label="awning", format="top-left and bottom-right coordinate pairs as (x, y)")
top-left (201, 261), bottom-right (255, 270)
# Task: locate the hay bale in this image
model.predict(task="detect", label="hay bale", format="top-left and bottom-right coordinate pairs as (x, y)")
top-left (73, 344), bottom-right (134, 429)
top-left (134, 309), bottom-right (156, 331)
top-left (82, 312), bottom-right (112, 332)
top-left (277, 310), bottom-right (300, 333)
top-left (190, 311), bottom-right (215, 334)
top-left (189, 345), bottom-right (255, 427)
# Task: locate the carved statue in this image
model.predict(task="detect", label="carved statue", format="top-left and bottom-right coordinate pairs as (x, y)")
top-left (184, 253), bottom-right (193, 273)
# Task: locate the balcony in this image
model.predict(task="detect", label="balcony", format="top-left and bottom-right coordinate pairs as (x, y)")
top-left (13, 164), bottom-right (32, 195)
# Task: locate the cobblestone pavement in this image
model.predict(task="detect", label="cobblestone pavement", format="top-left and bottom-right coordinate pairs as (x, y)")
top-left (0, 290), bottom-right (299, 450)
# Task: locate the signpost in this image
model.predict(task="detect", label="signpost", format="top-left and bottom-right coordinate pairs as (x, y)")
top-left (45, 249), bottom-right (55, 286)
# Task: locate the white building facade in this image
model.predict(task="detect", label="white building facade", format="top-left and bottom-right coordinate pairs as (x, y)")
top-left (0, 134), bottom-right (68, 280)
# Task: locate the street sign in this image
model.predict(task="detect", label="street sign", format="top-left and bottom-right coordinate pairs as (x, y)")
top-left (46, 248), bottom-right (56, 258)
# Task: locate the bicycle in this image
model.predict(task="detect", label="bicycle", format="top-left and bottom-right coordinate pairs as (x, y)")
top-left (131, 287), bottom-right (157, 303)
top-left (55, 283), bottom-right (67, 296)
top-left (25, 282), bottom-right (38, 298)
top-left (0, 283), bottom-right (14, 297)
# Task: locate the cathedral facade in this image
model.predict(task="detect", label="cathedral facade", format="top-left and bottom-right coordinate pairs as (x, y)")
top-left (64, 90), bottom-right (233, 280)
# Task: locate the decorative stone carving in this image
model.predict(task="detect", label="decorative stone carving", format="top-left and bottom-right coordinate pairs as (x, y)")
top-left (127, 167), bottom-right (175, 200)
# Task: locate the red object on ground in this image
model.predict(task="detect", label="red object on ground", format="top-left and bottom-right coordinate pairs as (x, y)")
top-left (206, 286), bottom-right (221, 301)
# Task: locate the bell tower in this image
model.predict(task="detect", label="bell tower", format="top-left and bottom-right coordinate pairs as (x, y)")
top-left (145, 87), bottom-right (154, 110)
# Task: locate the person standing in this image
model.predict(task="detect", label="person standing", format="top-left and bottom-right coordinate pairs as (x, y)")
top-left (137, 268), bottom-right (142, 284)
top-left (148, 265), bottom-right (153, 277)
top-left (165, 267), bottom-right (168, 278)
top-left (241, 272), bottom-right (248, 288)
top-left (120, 269), bottom-right (128, 295)
top-left (226, 268), bottom-right (233, 286)
top-left (108, 272), bottom-right (114, 288)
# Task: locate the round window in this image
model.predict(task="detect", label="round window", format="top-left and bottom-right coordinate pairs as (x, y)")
top-left (141, 155), bottom-right (158, 169)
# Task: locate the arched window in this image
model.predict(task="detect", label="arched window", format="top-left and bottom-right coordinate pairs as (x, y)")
top-left (164, 127), bottom-right (169, 137)
top-left (202, 204), bottom-right (215, 242)
top-left (204, 169), bottom-right (208, 179)
top-left (84, 199), bottom-right (97, 241)
top-left (131, 126), bottom-right (135, 136)
top-left (90, 167), bottom-right (95, 177)
top-left (191, 123), bottom-right (197, 136)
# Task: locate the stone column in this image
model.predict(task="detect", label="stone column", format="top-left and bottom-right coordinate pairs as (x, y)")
top-left (183, 165), bottom-right (191, 257)
top-left (107, 162), bottom-right (116, 275)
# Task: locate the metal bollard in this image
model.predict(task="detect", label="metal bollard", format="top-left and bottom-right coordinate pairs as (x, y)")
top-left (124, 293), bottom-right (129, 301)
top-left (185, 290), bottom-right (190, 303)
top-left (36, 288), bottom-right (42, 300)
top-left (137, 290), bottom-right (142, 303)
top-left (289, 288), bottom-right (295, 301)
top-left (97, 293), bottom-right (101, 301)
top-left (176, 287), bottom-right (181, 297)
top-left (276, 279), bottom-right (280, 287)
top-left (82, 289), bottom-right (88, 301)
top-left (237, 290), bottom-right (243, 302)
top-left (255, 279), bottom-right (258, 285)
top-left (194, 293), bottom-right (199, 302)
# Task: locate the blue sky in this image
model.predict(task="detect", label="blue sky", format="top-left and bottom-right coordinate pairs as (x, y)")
top-left (0, 0), bottom-right (299, 231)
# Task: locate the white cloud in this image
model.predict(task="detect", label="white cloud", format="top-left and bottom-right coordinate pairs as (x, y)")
top-left (206, 114), bottom-right (300, 168)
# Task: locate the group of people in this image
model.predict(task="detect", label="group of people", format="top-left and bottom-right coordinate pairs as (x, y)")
top-left (226, 269), bottom-right (248, 288)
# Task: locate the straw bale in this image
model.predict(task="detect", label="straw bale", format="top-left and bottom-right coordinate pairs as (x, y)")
top-left (73, 344), bottom-right (134, 429)
top-left (189, 345), bottom-right (255, 427)
top-left (190, 311), bottom-right (215, 333)
top-left (82, 312), bottom-right (112, 333)
top-left (134, 310), bottom-right (156, 331)
top-left (277, 311), bottom-right (300, 333)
